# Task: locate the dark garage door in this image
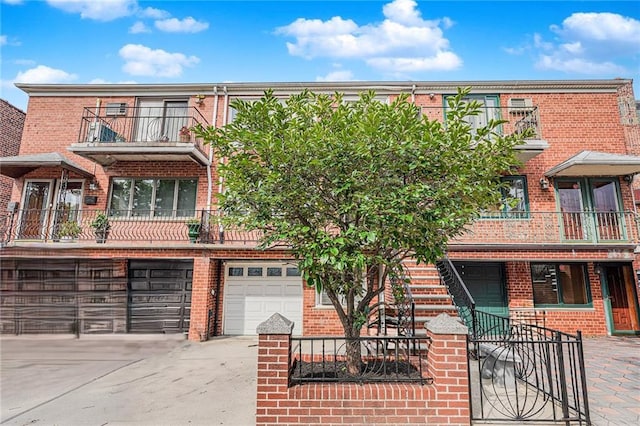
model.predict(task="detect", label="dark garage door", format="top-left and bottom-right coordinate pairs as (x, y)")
top-left (128, 260), bottom-right (193, 333)
top-left (454, 262), bottom-right (508, 317)
top-left (0, 259), bottom-right (127, 335)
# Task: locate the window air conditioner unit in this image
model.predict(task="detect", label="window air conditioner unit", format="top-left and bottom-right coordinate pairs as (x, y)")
top-left (87, 122), bottom-right (117, 142)
top-left (508, 98), bottom-right (533, 113)
top-left (105, 103), bottom-right (127, 116)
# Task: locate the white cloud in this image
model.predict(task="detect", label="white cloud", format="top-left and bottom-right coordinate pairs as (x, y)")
top-left (14, 65), bottom-right (78, 84)
top-left (536, 56), bottom-right (626, 75)
top-left (139, 6), bottom-right (169, 19)
top-left (1, 34), bottom-right (20, 46)
top-left (155, 17), bottom-right (209, 33)
top-left (129, 21), bottom-right (150, 34)
top-left (316, 70), bottom-right (355, 82)
top-left (367, 51), bottom-right (462, 72)
top-left (119, 44), bottom-right (199, 77)
top-left (276, 0), bottom-right (460, 74)
top-left (46, 0), bottom-right (137, 21)
top-left (88, 78), bottom-right (137, 84)
top-left (535, 12), bottom-right (640, 75)
top-left (14, 59), bottom-right (36, 66)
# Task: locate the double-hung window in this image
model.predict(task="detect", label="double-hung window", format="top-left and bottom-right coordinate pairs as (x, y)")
top-left (108, 178), bottom-right (197, 218)
top-left (531, 263), bottom-right (591, 307)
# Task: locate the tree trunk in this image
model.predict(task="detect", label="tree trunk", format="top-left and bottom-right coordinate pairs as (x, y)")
top-left (345, 326), bottom-right (362, 375)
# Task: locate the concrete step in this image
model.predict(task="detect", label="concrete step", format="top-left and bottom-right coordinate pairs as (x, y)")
top-left (412, 294), bottom-right (452, 302)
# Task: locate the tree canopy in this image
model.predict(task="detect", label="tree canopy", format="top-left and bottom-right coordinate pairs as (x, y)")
top-left (197, 88), bottom-right (524, 371)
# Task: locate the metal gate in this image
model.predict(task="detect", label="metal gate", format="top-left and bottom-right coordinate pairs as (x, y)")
top-left (127, 260), bottom-right (192, 333)
top-left (469, 310), bottom-right (591, 425)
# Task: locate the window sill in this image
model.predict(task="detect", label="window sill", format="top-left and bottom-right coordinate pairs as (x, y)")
top-left (533, 306), bottom-right (594, 311)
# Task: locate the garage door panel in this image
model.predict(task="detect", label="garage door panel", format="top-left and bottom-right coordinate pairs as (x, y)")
top-left (128, 260), bottom-right (192, 334)
top-left (224, 263), bottom-right (303, 335)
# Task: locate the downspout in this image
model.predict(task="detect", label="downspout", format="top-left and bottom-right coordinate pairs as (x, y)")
top-left (411, 84), bottom-right (416, 103)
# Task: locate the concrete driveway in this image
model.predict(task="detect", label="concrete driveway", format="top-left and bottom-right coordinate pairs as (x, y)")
top-left (0, 335), bottom-right (258, 426)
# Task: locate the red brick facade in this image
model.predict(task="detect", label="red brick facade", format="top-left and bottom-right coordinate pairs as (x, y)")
top-left (2, 80), bottom-right (640, 340)
top-left (0, 98), bottom-right (25, 210)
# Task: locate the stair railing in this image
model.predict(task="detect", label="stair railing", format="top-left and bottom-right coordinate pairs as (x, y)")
top-left (435, 256), bottom-right (477, 337)
top-left (390, 274), bottom-right (416, 338)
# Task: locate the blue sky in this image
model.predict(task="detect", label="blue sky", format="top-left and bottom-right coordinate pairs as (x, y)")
top-left (1, 0), bottom-right (639, 111)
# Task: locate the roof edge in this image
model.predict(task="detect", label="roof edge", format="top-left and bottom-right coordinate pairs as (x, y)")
top-left (15, 79), bottom-right (633, 96)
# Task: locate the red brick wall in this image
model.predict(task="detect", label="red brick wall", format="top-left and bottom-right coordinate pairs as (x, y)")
top-left (256, 317), bottom-right (470, 425)
top-left (0, 99), bottom-right (25, 210)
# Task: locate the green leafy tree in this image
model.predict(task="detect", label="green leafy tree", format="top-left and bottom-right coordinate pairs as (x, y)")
top-left (197, 88), bottom-right (525, 374)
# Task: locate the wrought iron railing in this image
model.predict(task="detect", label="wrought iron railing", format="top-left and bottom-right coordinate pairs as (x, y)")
top-left (78, 106), bottom-right (209, 152)
top-left (420, 105), bottom-right (542, 139)
top-left (435, 256), bottom-right (476, 333)
top-left (2, 209), bottom-right (260, 245)
top-left (454, 210), bottom-right (639, 245)
top-left (290, 335), bottom-right (432, 385)
top-left (469, 318), bottom-right (591, 424)
top-left (4, 209), bottom-right (638, 247)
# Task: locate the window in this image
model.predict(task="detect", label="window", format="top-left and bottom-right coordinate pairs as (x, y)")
top-left (531, 263), bottom-right (591, 306)
top-left (108, 178), bottom-right (197, 218)
top-left (500, 176), bottom-right (528, 217)
top-left (482, 176), bottom-right (529, 219)
top-left (445, 95), bottom-right (501, 134)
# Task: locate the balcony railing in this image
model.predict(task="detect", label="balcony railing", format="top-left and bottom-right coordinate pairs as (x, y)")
top-left (2, 209), bottom-right (259, 245)
top-left (420, 105), bottom-right (542, 139)
top-left (2, 209), bottom-right (638, 247)
top-left (75, 106), bottom-right (210, 161)
top-left (453, 211), bottom-right (640, 245)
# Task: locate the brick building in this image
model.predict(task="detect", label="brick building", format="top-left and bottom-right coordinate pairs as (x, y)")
top-left (0, 98), bottom-right (26, 213)
top-left (1, 79), bottom-right (639, 339)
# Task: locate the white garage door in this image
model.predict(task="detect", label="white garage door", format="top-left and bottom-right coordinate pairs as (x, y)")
top-left (224, 263), bottom-right (303, 335)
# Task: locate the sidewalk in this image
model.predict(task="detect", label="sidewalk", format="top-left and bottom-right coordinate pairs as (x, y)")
top-left (582, 336), bottom-right (640, 426)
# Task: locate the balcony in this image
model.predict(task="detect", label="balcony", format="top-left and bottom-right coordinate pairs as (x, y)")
top-left (452, 211), bottom-right (640, 247)
top-left (2, 209), bottom-right (638, 249)
top-left (69, 106), bottom-right (210, 166)
top-left (0, 209), bottom-right (260, 246)
top-left (420, 105), bottom-right (548, 163)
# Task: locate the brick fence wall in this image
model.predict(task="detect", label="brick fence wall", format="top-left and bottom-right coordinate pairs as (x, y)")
top-left (255, 313), bottom-right (470, 426)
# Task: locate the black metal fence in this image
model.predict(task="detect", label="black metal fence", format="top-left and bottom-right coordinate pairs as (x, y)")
top-left (290, 335), bottom-right (432, 385)
top-left (469, 310), bottom-right (591, 424)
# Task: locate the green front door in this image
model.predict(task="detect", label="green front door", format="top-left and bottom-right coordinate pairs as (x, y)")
top-left (454, 262), bottom-right (508, 317)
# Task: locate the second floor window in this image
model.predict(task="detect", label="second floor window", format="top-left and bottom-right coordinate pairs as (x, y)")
top-left (483, 176), bottom-right (529, 218)
top-left (108, 178), bottom-right (197, 218)
top-left (500, 176), bottom-right (529, 217)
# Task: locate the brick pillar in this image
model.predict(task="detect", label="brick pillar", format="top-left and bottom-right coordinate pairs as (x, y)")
top-left (188, 256), bottom-right (214, 341)
top-left (426, 313), bottom-right (471, 426)
top-left (256, 313), bottom-right (294, 426)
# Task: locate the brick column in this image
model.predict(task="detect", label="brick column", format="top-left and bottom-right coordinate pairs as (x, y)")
top-left (426, 313), bottom-right (471, 426)
top-left (187, 256), bottom-right (214, 341)
top-left (256, 313), bottom-right (294, 426)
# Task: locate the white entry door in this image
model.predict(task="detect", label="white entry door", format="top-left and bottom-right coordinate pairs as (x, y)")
top-left (223, 263), bottom-right (303, 335)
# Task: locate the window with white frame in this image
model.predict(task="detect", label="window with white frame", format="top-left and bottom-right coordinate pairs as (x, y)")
top-left (108, 178), bottom-right (197, 217)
